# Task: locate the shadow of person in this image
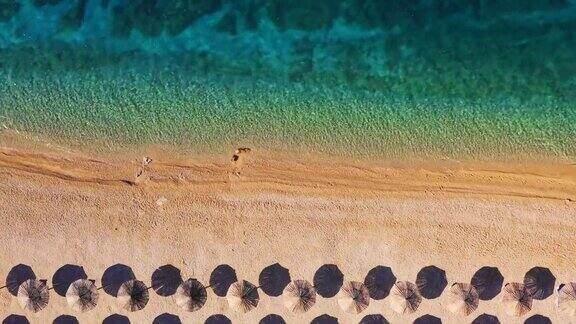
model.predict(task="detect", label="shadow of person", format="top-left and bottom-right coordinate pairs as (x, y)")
top-left (153, 313), bottom-right (182, 324)
top-left (101, 264), bottom-right (135, 297)
top-left (360, 314), bottom-right (389, 324)
top-left (471, 313), bottom-right (500, 324)
top-left (364, 266), bottom-right (396, 300)
top-left (471, 266), bottom-right (504, 300)
top-left (204, 314), bottom-right (231, 324)
top-left (5, 264), bottom-right (36, 296)
top-left (259, 263), bottom-right (291, 297)
top-left (416, 266), bottom-right (447, 299)
top-left (52, 264), bottom-right (88, 297)
top-left (524, 267), bottom-right (555, 300)
top-left (310, 314), bottom-right (338, 324)
top-left (209, 264), bottom-right (237, 297)
top-left (259, 314), bottom-right (286, 324)
top-left (53, 315), bottom-right (79, 324)
top-left (3, 315), bottom-right (30, 324)
top-left (413, 314), bottom-right (441, 324)
top-left (102, 314), bottom-right (130, 324)
top-left (313, 264), bottom-right (344, 298)
top-left (151, 265), bottom-right (183, 297)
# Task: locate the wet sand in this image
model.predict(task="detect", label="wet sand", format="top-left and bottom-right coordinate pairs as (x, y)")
top-left (0, 132), bottom-right (575, 323)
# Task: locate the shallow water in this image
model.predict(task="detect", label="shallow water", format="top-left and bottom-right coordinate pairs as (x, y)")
top-left (0, 0), bottom-right (575, 159)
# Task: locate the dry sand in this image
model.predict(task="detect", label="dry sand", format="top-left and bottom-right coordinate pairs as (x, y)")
top-left (0, 132), bottom-right (575, 323)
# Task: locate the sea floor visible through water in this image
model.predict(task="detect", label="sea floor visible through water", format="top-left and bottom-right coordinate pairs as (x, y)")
top-left (1, 63), bottom-right (575, 162)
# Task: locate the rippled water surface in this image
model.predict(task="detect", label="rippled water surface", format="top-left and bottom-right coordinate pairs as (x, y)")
top-left (0, 0), bottom-right (575, 158)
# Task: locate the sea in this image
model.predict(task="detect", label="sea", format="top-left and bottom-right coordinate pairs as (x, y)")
top-left (0, 0), bottom-right (574, 159)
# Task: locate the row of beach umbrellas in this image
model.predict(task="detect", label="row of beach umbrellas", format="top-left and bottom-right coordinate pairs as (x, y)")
top-left (2, 264), bottom-right (573, 318)
top-left (7, 277), bottom-right (576, 318)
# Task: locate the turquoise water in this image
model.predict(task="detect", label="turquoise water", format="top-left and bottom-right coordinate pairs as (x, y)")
top-left (0, 0), bottom-right (575, 159)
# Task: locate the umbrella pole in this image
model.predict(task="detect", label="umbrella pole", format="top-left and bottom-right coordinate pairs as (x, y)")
top-left (98, 283), bottom-right (113, 291)
top-left (46, 280), bottom-right (59, 290)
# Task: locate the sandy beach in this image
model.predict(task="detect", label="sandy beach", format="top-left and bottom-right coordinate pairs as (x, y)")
top-left (0, 0), bottom-right (574, 322)
top-left (0, 131), bottom-right (575, 323)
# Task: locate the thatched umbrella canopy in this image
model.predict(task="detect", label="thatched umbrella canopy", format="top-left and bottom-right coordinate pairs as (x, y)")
top-left (389, 281), bottom-right (422, 314)
top-left (282, 279), bottom-right (316, 313)
top-left (557, 283), bottom-right (576, 316)
top-left (117, 279), bottom-right (149, 312)
top-left (337, 281), bottom-right (370, 314)
top-left (66, 279), bottom-right (99, 313)
top-left (175, 278), bottom-right (207, 312)
top-left (502, 283), bottom-right (532, 317)
top-left (447, 283), bottom-right (479, 316)
top-left (226, 280), bottom-right (259, 313)
top-left (17, 279), bottom-right (49, 313)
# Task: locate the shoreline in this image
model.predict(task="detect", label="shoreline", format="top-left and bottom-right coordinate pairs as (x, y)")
top-left (2, 66), bottom-right (575, 162)
top-left (1, 132), bottom-right (575, 323)
top-left (1, 130), bottom-right (575, 202)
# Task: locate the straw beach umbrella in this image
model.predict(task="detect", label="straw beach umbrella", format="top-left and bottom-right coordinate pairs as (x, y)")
top-left (557, 283), bottom-right (576, 316)
top-left (337, 281), bottom-right (370, 314)
top-left (117, 279), bottom-right (149, 312)
top-left (389, 281), bottom-right (422, 314)
top-left (175, 278), bottom-right (207, 312)
top-left (226, 280), bottom-right (259, 313)
top-left (502, 283), bottom-right (532, 317)
top-left (66, 279), bottom-right (99, 312)
top-left (283, 279), bottom-right (316, 313)
top-left (447, 283), bottom-right (479, 316)
top-left (17, 279), bottom-right (49, 313)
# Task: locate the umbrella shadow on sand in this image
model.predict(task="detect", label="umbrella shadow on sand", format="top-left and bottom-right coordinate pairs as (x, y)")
top-left (524, 314), bottom-right (551, 324)
top-left (524, 267), bottom-right (555, 300)
top-left (5, 264), bottom-right (36, 296)
top-left (413, 314), bottom-right (441, 324)
top-left (471, 266), bottom-right (504, 300)
top-left (416, 266), bottom-right (447, 299)
top-left (53, 315), bottom-right (79, 324)
top-left (209, 264), bottom-right (237, 297)
top-left (311, 314), bottom-right (338, 324)
top-left (103, 314), bottom-right (130, 324)
top-left (3, 315), bottom-right (30, 324)
top-left (259, 314), bottom-right (286, 324)
top-left (101, 264), bottom-right (135, 297)
top-left (204, 314), bottom-right (231, 324)
top-left (52, 264), bottom-right (87, 297)
top-left (359, 314), bottom-right (389, 324)
top-left (259, 263), bottom-right (291, 297)
top-left (364, 266), bottom-right (396, 300)
top-left (471, 313), bottom-right (500, 324)
top-left (151, 264), bottom-right (183, 297)
top-left (313, 264), bottom-right (344, 298)
top-left (153, 313), bottom-right (182, 324)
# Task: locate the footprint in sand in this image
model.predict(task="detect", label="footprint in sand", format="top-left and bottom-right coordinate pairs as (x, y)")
top-left (156, 196), bottom-right (168, 207)
top-left (231, 148), bottom-right (252, 176)
top-left (134, 156), bottom-right (153, 184)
